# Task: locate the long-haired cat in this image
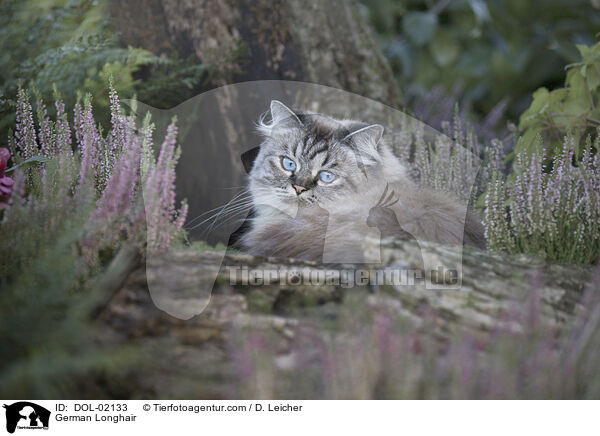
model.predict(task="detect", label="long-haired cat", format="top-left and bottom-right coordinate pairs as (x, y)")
top-left (237, 101), bottom-right (485, 263)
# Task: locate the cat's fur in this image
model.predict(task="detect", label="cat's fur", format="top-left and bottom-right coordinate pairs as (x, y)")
top-left (238, 101), bottom-right (485, 262)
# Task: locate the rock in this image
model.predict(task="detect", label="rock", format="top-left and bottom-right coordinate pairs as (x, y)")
top-left (96, 239), bottom-right (594, 399)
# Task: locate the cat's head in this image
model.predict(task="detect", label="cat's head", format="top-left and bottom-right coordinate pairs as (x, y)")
top-left (248, 100), bottom-right (390, 211)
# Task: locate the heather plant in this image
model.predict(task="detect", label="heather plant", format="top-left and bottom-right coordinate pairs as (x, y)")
top-left (391, 103), bottom-right (598, 265)
top-left (0, 148), bottom-right (14, 209)
top-left (6, 84), bottom-right (188, 252)
top-left (413, 111), bottom-right (482, 204)
top-left (142, 121), bottom-right (189, 251)
top-left (484, 133), bottom-right (600, 264)
top-left (0, 84), bottom-right (187, 396)
top-left (0, 153), bottom-right (124, 397)
top-left (391, 109), bottom-right (494, 205)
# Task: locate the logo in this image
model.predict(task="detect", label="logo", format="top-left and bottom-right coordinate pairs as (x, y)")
top-left (3, 402), bottom-right (50, 434)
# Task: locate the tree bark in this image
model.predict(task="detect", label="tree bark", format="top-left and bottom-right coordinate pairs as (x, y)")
top-left (110, 0), bottom-right (402, 107)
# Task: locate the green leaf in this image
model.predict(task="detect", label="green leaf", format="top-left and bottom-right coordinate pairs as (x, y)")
top-left (514, 128), bottom-right (544, 157)
top-left (563, 70), bottom-right (591, 117)
top-left (5, 155), bottom-right (49, 173)
top-left (518, 87), bottom-right (549, 128)
top-left (576, 44), bottom-right (592, 60)
top-left (403, 12), bottom-right (438, 47)
top-left (586, 68), bottom-right (600, 91)
top-left (429, 29), bottom-right (460, 67)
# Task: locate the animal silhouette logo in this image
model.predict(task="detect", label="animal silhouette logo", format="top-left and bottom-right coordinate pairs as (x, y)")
top-left (367, 183), bottom-right (411, 240)
top-left (3, 402), bottom-right (50, 433)
top-left (367, 183), bottom-right (423, 266)
top-left (125, 81), bottom-right (478, 319)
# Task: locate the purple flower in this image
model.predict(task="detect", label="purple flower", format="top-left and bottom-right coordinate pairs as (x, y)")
top-left (36, 97), bottom-right (56, 156)
top-left (143, 121), bottom-right (188, 250)
top-left (14, 89), bottom-right (38, 159)
top-left (54, 98), bottom-right (72, 155)
top-left (74, 98), bottom-right (102, 188)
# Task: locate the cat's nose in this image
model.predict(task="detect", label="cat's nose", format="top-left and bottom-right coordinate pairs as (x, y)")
top-left (292, 184), bottom-right (308, 195)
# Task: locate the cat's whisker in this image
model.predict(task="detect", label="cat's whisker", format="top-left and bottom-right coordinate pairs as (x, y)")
top-left (204, 202), bottom-right (254, 234)
top-left (185, 190), bottom-right (250, 226)
top-left (211, 202), bottom-right (254, 222)
top-left (186, 191), bottom-right (250, 226)
top-left (207, 210), bottom-right (252, 232)
top-left (187, 199), bottom-right (253, 230)
top-left (218, 185), bottom-right (248, 190)
top-left (186, 201), bottom-right (251, 228)
top-left (207, 199), bottom-right (253, 221)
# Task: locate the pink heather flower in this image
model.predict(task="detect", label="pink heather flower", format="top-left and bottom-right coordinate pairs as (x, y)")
top-left (0, 148), bottom-right (15, 210)
top-left (5, 86), bottom-right (188, 253)
top-left (75, 99), bottom-right (102, 187)
top-left (107, 83), bottom-right (126, 160)
top-left (36, 97), bottom-right (56, 156)
top-left (14, 89), bottom-right (38, 159)
top-left (54, 98), bottom-right (72, 155)
top-left (143, 121), bottom-right (188, 250)
top-left (95, 138), bottom-right (141, 222)
top-left (73, 101), bottom-right (84, 145)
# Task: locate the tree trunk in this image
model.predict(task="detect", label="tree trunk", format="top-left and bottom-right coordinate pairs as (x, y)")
top-left (110, 0), bottom-right (405, 243)
top-left (110, 0), bottom-right (402, 107)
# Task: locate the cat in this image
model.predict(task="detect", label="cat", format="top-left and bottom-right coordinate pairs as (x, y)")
top-left (236, 100), bottom-right (486, 263)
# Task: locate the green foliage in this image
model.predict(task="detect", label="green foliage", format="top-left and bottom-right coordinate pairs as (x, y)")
top-left (515, 42), bottom-right (600, 159)
top-left (402, 11), bottom-right (438, 46)
top-left (0, 0), bottom-right (210, 140)
top-left (362, 0), bottom-right (600, 123)
top-left (5, 155), bottom-right (50, 173)
top-left (0, 157), bottom-right (134, 397)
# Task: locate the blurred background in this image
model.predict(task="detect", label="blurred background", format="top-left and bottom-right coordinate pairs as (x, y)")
top-left (2, 0), bottom-right (599, 142)
top-left (364, 0), bottom-right (600, 130)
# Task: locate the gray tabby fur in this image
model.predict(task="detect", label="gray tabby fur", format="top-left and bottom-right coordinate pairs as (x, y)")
top-left (238, 101), bottom-right (486, 262)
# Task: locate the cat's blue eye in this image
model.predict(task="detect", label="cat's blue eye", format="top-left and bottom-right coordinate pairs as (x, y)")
top-left (319, 170), bottom-right (336, 183)
top-left (281, 157), bottom-right (297, 171)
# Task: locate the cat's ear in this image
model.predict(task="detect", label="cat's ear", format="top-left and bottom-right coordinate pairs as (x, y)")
top-left (241, 146), bottom-right (261, 174)
top-left (270, 100), bottom-right (303, 128)
top-left (343, 124), bottom-right (384, 161)
top-left (257, 101), bottom-right (303, 137)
